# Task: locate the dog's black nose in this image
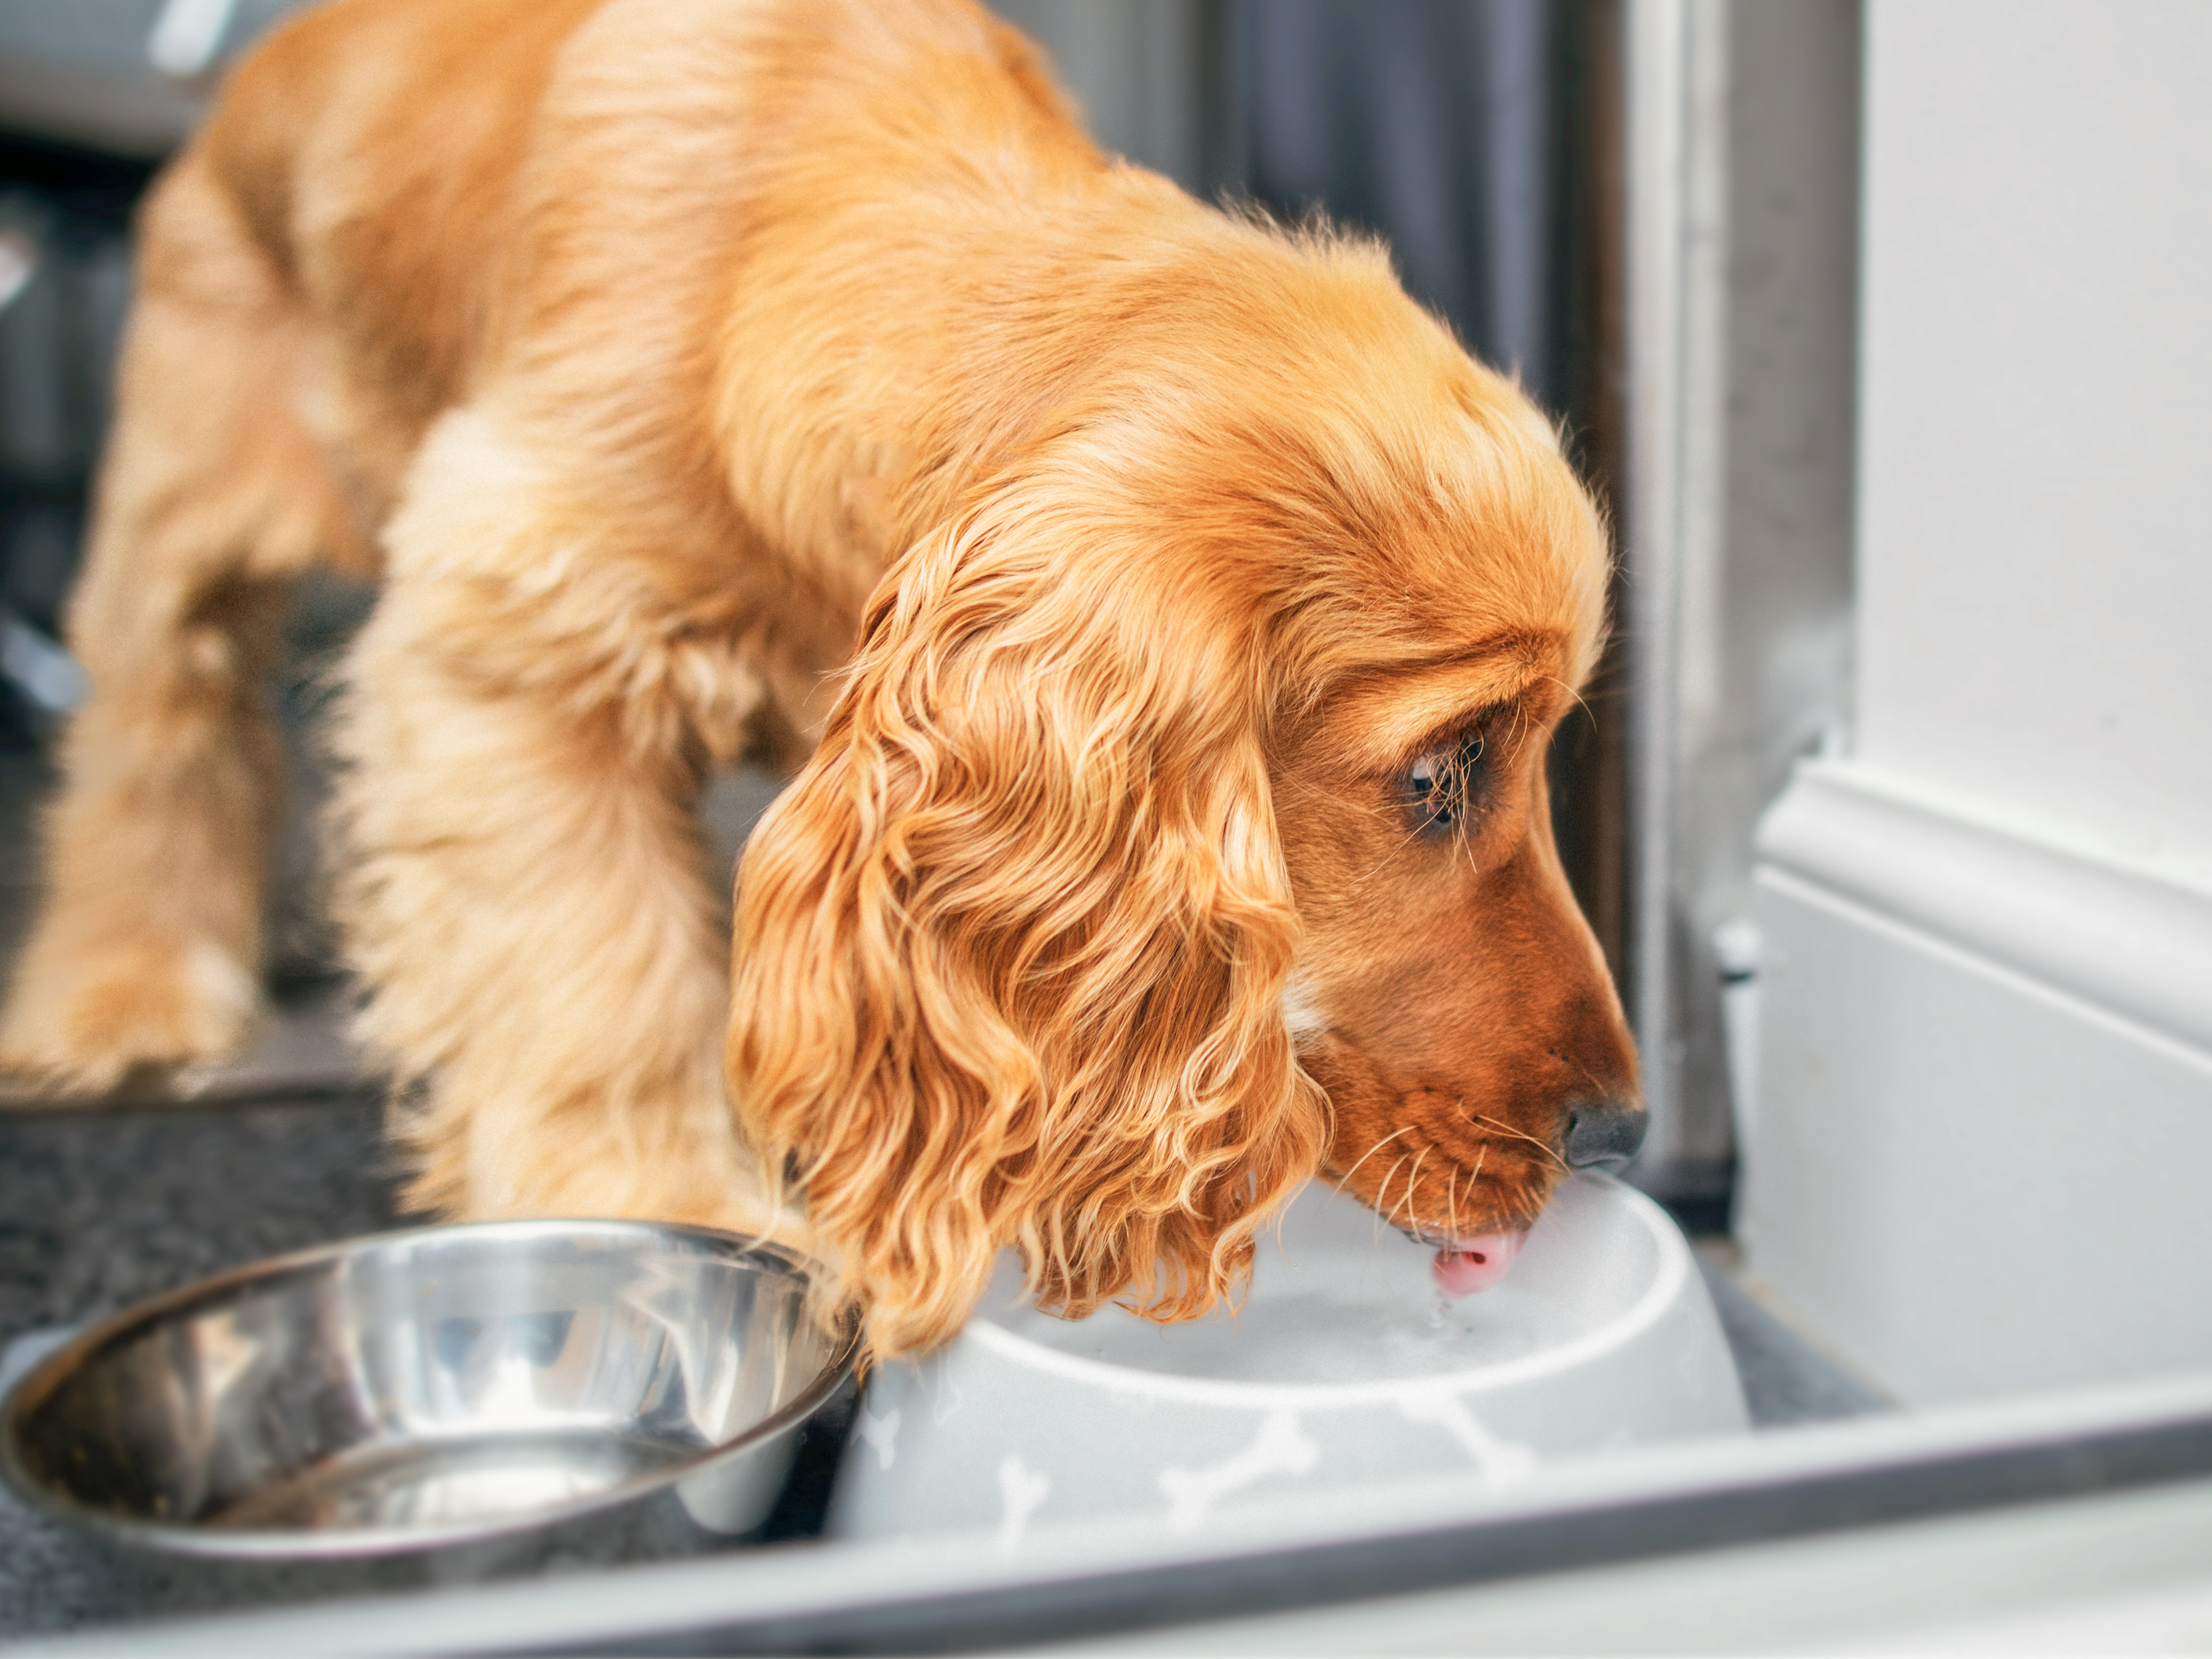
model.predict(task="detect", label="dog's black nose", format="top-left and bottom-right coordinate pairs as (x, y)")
top-left (1561, 1102), bottom-right (1648, 1171)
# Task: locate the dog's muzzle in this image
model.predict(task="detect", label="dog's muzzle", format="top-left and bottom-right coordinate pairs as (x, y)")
top-left (1561, 1101), bottom-right (1649, 1172)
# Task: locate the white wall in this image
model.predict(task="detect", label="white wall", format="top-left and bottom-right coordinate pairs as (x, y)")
top-left (1741, 0), bottom-right (2212, 1403)
top-left (1854, 1), bottom-right (2212, 885)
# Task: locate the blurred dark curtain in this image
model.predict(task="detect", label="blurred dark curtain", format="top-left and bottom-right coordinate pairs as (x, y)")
top-left (0, 138), bottom-right (144, 748)
top-left (1212, 0), bottom-right (1625, 971)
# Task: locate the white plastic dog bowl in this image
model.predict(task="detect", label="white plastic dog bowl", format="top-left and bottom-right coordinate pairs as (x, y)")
top-left (828, 1173), bottom-right (1747, 1543)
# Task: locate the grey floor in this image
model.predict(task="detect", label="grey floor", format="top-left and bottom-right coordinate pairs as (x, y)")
top-left (0, 1094), bottom-right (401, 1634)
top-left (0, 717), bottom-right (1888, 1641)
top-left (1696, 1246), bottom-right (1888, 1425)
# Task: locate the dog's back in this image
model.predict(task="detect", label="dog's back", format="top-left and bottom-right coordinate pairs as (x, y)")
top-left (184, 0), bottom-right (592, 507)
top-left (184, 0), bottom-right (1101, 531)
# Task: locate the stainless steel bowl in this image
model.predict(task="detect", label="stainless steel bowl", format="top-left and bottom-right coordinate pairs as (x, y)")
top-left (1, 1219), bottom-right (858, 1578)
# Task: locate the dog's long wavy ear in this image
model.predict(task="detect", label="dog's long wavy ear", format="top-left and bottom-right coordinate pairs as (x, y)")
top-left (728, 496), bottom-right (1327, 1357)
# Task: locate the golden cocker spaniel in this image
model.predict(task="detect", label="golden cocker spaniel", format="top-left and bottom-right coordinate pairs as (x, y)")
top-left (0, 0), bottom-right (1641, 1355)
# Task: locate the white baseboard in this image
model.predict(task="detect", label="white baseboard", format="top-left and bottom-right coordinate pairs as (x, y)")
top-left (1759, 760), bottom-right (2212, 1058)
top-left (1740, 759), bottom-right (2212, 1406)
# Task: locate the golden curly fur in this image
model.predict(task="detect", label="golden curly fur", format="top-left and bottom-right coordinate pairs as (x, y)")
top-left (0, 0), bottom-right (1637, 1355)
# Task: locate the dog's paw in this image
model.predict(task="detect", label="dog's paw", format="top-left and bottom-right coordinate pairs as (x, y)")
top-left (0, 938), bottom-right (259, 1100)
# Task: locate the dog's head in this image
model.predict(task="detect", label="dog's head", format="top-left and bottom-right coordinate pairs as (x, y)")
top-left (728, 226), bottom-right (1634, 1355)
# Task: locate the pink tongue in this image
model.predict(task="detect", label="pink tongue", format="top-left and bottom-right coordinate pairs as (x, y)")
top-left (1432, 1232), bottom-right (1525, 1297)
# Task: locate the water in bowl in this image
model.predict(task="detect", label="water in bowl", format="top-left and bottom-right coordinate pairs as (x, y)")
top-left (979, 1181), bottom-right (1605, 1388)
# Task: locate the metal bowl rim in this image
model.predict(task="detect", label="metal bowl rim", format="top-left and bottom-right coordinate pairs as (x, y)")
top-left (0, 1217), bottom-right (861, 1559)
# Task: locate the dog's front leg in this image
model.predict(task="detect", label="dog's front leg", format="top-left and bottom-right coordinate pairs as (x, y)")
top-left (335, 411), bottom-right (782, 1238)
top-left (0, 158), bottom-right (359, 1094)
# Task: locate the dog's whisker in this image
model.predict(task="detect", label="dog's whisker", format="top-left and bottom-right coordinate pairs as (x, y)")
top-left (1334, 1123), bottom-right (1419, 1196)
top-left (1458, 1101), bottom-right (1571, 1171)
top-left (1399, 1142), bottom-right (1432, 1226)
top-left (1537, 673), bottom-right (1596, 729)
top-left (1562, 1047), bottom-right (1611, 1097)
top-left (1370, 1152), bottom-right (1413, 1244)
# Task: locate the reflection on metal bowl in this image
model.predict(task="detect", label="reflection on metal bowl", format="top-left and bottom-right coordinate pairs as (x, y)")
top-left (0, 1219), bottom-right (857, 1603)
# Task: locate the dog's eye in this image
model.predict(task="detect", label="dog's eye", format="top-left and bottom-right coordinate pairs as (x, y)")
top-left (1404, 730), bottom-right (1487, 836)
